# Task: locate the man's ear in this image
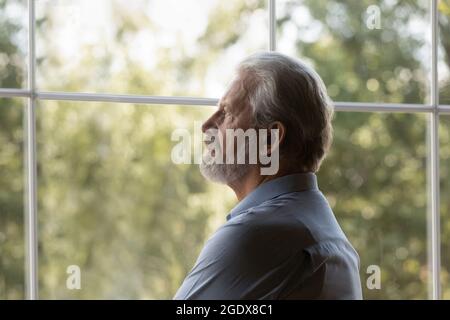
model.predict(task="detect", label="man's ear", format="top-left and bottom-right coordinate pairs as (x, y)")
top-left (265, 121), bottom-right (286, 156)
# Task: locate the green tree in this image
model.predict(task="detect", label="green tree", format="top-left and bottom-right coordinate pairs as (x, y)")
top-left (0, 0), bottom-right (26, 299)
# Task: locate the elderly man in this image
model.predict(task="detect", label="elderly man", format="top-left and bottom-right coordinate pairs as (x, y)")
top-left (174, 52), bottom-right (362, 300)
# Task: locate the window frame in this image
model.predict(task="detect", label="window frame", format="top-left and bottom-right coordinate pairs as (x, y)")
top-left (0, 0), bottom-right (447, 300)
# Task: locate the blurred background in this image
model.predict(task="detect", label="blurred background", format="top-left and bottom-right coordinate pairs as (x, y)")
top-left (1, 0), bottom-right (450, 299)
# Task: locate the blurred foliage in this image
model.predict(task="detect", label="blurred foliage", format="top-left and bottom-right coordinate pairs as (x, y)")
top-left (278, 0), bottom-right (431, 104)
top-left (36, 102), bottom-right (236, 298)
top-left (440, 0), bottom-right (450, 103)
top-left (0, 96), bottom-right (24, 300)
top-left (1, 0), bottom-right (450, 299)
top-left (0, 0), bottom-right (25, 299)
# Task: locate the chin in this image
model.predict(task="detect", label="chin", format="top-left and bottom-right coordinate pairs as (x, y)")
top-left (199, 163), bottom-right (249, 184)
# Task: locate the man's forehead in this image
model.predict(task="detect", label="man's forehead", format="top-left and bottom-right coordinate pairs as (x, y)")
top-left (220, 78), bottom-right (245, 106)
top-left (218, 92), bottom-right (231, 108)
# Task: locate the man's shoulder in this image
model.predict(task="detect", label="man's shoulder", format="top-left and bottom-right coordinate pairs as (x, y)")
top-left (222, 188), bottom-right (351, 251)
top-left (230, 189), bottom-right (331, 229)
top-left (222, 205), bottom-right (317, 252)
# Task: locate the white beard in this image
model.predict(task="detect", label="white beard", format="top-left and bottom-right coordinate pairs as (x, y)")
top-left (199, 148), bottom-right (250, 184)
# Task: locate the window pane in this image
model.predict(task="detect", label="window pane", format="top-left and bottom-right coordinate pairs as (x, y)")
top-left (37, 101), bottom-right (429, 299)
top-left (36, 0), bottom-right (267, 97)
top-left (0, 0), bottom-right (27, 89)
top-left (439, 0), bottom-right (450, 105)
top-left (318, 112), bottom-right (428, 299)
top-left (0, 97), bottom-right (25, 299)
top-left (276, 0), bottom-right (430, 104)
top-left (37, 101), bottom-right (234, 298)
top-left (441, 115), bottom-right (450, 299)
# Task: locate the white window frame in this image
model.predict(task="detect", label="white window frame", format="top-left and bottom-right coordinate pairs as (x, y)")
top-left (0, 0), bottom-right (447, 300)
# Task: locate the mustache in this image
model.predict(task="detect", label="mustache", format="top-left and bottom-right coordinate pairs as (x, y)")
top-left (203, 134), bottom-right (221, 147)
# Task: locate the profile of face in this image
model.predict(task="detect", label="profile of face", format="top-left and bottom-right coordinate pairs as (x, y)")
top-left (199, 73), bottom-right (255, 184)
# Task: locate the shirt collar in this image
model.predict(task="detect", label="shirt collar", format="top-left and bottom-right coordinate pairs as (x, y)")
top-left (226, 172), bottom-right (319, 221)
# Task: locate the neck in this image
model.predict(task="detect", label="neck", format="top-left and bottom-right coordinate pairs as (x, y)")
top-left (228, 165), bottom-right (293, 201)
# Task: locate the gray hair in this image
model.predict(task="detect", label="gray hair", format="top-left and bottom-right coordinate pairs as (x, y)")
top-left (237, 51), bottom-right (334, 172)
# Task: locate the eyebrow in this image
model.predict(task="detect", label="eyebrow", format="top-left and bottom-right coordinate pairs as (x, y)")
top-left (218, 102), bottom-right (229, 110)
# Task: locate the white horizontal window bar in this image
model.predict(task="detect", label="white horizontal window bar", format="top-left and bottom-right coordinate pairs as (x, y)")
top-left (36, 91), bottom-right (219, 106)
top-left (440, 105), bottom-right (450, 114)
top-left (0, 88), bottom-right (31, 97)
top-left (333, 101), bottom-right (433, 113)
top-left (2, 89), bottom-right (450, 114)
top-left (37, 92), bottom-right (443, 114)
top-left (33, 91), bottom-right (443, 113)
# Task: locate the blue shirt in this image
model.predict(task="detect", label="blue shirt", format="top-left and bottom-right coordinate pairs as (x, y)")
top-left (174, 173), bottom-right (363, 299)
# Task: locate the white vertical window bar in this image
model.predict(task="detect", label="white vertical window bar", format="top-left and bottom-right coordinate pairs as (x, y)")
top-left (429, 0), bottom-right (441, 300)
top-left (24, 0), bottom-right (38, 300)
top-left (269, 0), bottom-right (276, 51)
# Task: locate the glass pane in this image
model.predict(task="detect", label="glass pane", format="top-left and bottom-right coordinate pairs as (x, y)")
top-left (318, 112), bottom-right (428, 299)
top-left (439, 0), bottom-right (450, 105)
top-left (0, 97), bottom-right (25, 299)
top-left (36, 0), bottom-right (267, 97)
top-left (441, 115), bottom-right (450, 299)
top-left (37, 101), bottom-right (234, 299)
top-left (0, 0), bottom-right (28, 89)
top-left (38, 101), bottom-right (429, 299)
top-left (276, 0), bottom-right (430, 104)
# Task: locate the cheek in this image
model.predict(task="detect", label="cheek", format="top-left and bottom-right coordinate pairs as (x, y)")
top-left (220, 119), bottom-right (237, 148)
top-left (225, 115), bottom-right (239, 129)
top-left (217, 127), bottom-right (226, 150)
top-left (218, 118), bottom-right (234, 136)
top-left (240, 112), bottom-right (254, 129)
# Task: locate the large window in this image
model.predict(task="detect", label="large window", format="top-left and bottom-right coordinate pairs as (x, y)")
top-left (0, 0), bottom-right (449, 299)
